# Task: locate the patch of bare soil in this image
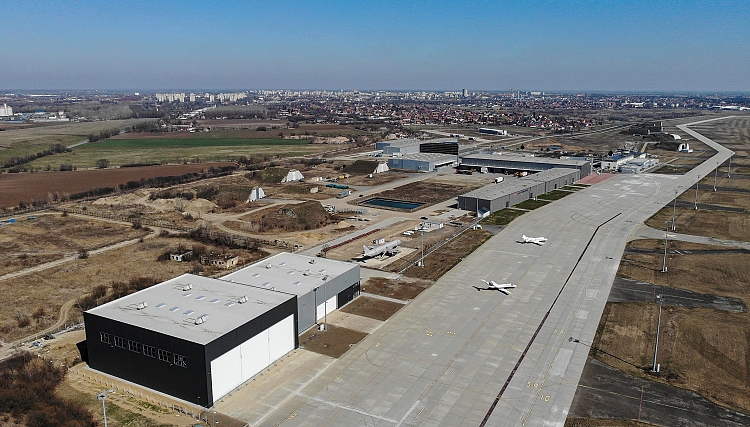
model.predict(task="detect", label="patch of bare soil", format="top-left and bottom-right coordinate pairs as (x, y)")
top-left (618, 239), bottom-right (750, 303)
top-left (0, 214), bottom-right (148, 277)
top-left (361, 180), bottom-right (482, 206)
top-left (233, 201), bottom-right (337, 234)
top-left (645, 206), bottom-right (750, 242)
top-left (298, 325), bottom-right (367, 358)
top-left (361, 277), bottom-right (432, 301)
top-left (339, 297), bottom-right (404, 321)
top-left (565, 419), bottom-right (653, 427)
top-left (393, 229), bottom-right (494, 280)
top-left (594, 302), bottom-right (750, 413)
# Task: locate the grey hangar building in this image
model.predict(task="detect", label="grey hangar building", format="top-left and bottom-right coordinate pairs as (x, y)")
top-left (84, 253), bottom-right (360, 407)
top-left (457, 168), bottom-right (581, 213)
top-left (459, 152), bottom-right (592, 177)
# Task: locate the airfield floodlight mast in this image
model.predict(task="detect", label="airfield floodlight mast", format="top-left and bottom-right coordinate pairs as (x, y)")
top-left (652, 294), bottom-right (665, 373)
top-left (662, 221), bottom-right (671, 273)
top-left (671, 190), bottom-right (677, 231)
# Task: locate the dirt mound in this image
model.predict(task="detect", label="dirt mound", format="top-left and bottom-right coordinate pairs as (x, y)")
top-left (251, 200), bottom-right (335, 233)
top-left (346, 160), bottom-right (379, 174)
top-left (246, 167), bottom-right (290, 184)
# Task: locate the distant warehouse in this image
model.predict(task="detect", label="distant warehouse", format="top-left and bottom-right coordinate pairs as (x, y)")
top-left (459, 153), bottom-right (591, 178)
top-left (458, 168), bottom-right (580, 213)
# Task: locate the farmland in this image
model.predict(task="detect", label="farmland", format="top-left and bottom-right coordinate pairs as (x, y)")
top-left (0, 162), bottom-right (234, 209)
top-left (26, 131), bottom-right (343, 169)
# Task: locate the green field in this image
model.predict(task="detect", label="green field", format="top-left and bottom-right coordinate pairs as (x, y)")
top-left (480, 208), bottom-right (527, 225)
top-left (25, 133), bottom-right (343, 169)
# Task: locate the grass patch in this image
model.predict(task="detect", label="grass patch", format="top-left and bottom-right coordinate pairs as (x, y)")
top-left (481, 208), bottom-right (527, 226)
top-left (398, 229), bottom-right (493, 280)
top-left (651, 164), bottom-right (690, 174)
top-left (537, 190), bottom-right (573, 201)
top-left (514, 199), bottom-right (550, 210)
top-left (92, 136), bottom-right (307, 149)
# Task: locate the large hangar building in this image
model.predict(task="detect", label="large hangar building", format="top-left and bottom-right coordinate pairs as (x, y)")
top-left (457, 168), bottom-right (580, 213)
top-left (84, 274), bottom-right (297, 407)
top-left (222, 252), bottom-right (361, 333)
top-left (459, 153), bottom-right (592, 177)
top-left (84, 253), bottom-right (360, 407)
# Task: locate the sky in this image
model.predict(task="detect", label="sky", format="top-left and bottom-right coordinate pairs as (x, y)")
top-left (1, 0), bottom-right (749, 92)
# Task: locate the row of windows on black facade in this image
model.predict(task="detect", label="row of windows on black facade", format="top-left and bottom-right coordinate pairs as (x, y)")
top-left (100, 332), bottom-right (187, 368)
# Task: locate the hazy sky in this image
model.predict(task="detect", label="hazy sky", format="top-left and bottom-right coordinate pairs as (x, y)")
top-left (2, 0), bottom-right (748, 91)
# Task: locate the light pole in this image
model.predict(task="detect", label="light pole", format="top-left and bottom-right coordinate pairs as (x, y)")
top-left (714, 162), bottom-right (718, 192)
top-left (322, 276), bottom-right (329, 331)
top-left (97, 390), bottom-right (114, 427)
top-left (693, 180), bottom-right (699, 210)
top-left (671, 190), bottom-right (677, 231)
top-left (727, 157), bottom-right (732, 178)
top-left (652, 294), bottom-right (665, 372)
top-left (662, 221), bottom-right (670, 273)
top-left (420, 227), bottom-right (424, 267)
top-left (212, 411), bottom-right (217, 426)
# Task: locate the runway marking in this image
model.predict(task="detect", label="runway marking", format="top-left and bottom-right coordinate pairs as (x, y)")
top-left (304, 395), bottom-right (400, 424)
top-left (479, 213), bottom-right (622, 427)
top-left (394, 400), bottom-right (421, 427)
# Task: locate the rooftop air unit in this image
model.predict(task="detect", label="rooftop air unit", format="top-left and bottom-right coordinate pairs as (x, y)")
top-left (195, 315), bottom-right (207, 325)
top-left (237, 296), bottom-right (248, 304)
top-left (180, 284), bottom-right (192, 291)
top-left (136, 301), bottom-right (148, 310)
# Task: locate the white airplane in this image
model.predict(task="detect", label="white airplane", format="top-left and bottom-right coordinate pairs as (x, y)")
top-left (519, 235), bottom-right (548, 245)
top-left (362, 239), bottom-right (402, 258)
top-left (474, 279), bottom-right (516, 294)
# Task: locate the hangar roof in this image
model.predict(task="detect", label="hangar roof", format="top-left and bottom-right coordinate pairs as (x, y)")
top-left (460, 153), bottom-right (589, 167)
top-left (222, 253), bottom-right (358, 298)
top-left (87, 274), bottom-right (295, 345)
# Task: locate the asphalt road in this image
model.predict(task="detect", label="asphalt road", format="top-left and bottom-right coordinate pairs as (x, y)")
top-left (569, 358), bottom-right (750, 427)
top-left (246, 116), bottom-right (736, 427)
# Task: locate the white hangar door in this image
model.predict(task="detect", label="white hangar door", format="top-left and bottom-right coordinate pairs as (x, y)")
top-left (210, 315), bottom-right (295, 401)
top-left (316, 295), bottom-right (337, 322)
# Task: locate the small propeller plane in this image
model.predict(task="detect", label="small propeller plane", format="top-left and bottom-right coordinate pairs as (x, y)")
top-left (519, 235), bottom-right (548, 245)
top-left (473, 279), bottom-right (516, 294)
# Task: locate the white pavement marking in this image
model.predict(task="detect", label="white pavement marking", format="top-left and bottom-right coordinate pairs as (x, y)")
top-left (394, 400), bottom-right (421, 427)
top-left (302, 395), bottom-right (400, 424)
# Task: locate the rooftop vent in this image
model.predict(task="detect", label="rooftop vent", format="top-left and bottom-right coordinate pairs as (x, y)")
top-left (183, 309), bottom-right (194, 315)
top-left (266, 263), bottom-right (272, 269)
top-left (209, 298), bottom-right (220, 303)
top-left (309, 259), bottom-right (316, 264)
top-left (303, 269), bottom-right (311, 276)
top-left (293, 281), bottom-right (301, 286)
top-left (195, 315), bottom-right (206, 325)
top-left (262, 282), bottom-right (270, 287)
top-left (224, 302), bottom-right (234, 307)
top-left (136, 301), bottom-right (148, 310)
top-left (156, 303), bottom-right (166, 308)
top-left (279, 262), bottom-right (287, 266)
top-left (287, 270), bottom-right (295, 275)
top-left (169, 306), bottom-right (179, 312)
top-left (252, 273), bottom-right (260, 277)
top-left (196, 295), bottom-right (205, 300)
top-left (238, 296), bottom-right (248, 304)
top-left (183, 292), bottom-right (192, 297)
top-left (180, 284), bottom-right (192, 291)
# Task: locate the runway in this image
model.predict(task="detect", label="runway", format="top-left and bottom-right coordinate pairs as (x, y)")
top-left (257, 117), bottom-right (735, 426)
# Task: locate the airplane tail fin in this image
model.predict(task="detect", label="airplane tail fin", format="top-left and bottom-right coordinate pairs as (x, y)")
top-left (363, 245), bottom-right (370, 253)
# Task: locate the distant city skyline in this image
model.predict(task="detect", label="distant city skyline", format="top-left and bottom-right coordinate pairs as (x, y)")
top-left (2, 0), bottom-right (748, 92)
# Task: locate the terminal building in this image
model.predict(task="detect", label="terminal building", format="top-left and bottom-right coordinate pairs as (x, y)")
top-left (84, 253), bottom-right (360, 407)
top-left (459, 153), bottom-right (592, 178)
top-left (457, 168), bottom-right (580, 214)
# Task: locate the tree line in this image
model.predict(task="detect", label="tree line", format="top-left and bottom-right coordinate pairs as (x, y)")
top-left (1, 143), bottom-right (71, 171)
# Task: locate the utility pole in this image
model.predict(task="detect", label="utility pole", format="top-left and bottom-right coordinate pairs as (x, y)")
top-left (714, 162), bottom-right (718, 192)
top-left (420, 227), bottom-right (425, 267)
top-left (671, 190), bottom-right (677, 231)
top-left (693, 180), bottom-right (699, 210)
top-left (652, 294), bottom-right (664, 372)
top-left (727, 157), bottom-right (732, 178)
top-left (662, 221), bottom-right (670, 273)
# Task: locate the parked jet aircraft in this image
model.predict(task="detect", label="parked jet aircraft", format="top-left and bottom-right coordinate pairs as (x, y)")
top-left (519, 235), bottom-right (548, 245)
top-left (362, 239), bottom-right (402, 258)
top-left (473, 279), bottom-right (516, 294)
